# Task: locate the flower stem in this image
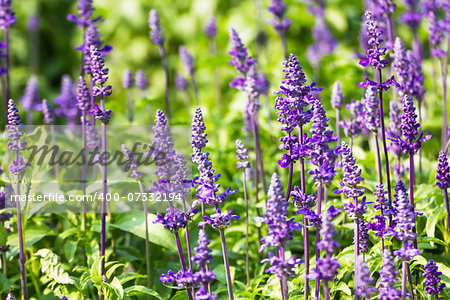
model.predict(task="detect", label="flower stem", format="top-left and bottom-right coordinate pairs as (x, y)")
top-left (5, 30), bottom-right (10, 101)
top-left (298, 126), bottom-right (310, 299)
top-left (250, 110), bottom-right (267, 194)
top-left (15, 151), bottom-right (28, 300)
top-left (158, 45), bottom-right (171, 120)
top-left (354, 198), bottom-right (360, 300)
top-left (401, 258), bottom-right (407, 300)
top-left (138, 180), bottom-right (151, 299)
top-left (81, 111), bottom-right (87, 233)
top-left (126, 88), bottom-right (133, 123)
top-left (444, 189), bottom-right (450, 237)
top-left (407, 264), bottom-right (415, 300)
top-left (99, 93), bottom-right (108, 300)
top-left (439, 58), bottom-right (448, 147)
top-left (377, 68), bottom-right (393, 206)
top-left (219, 228), bottom-right (234, 300)
top-left (315, 182), bottom-right (323, 299)
top-left (278, 247), bottom-right (288, 300)
top-left (373, 133), bottom-right (385, 252)
top-left (280, 33), bottom-right (288, 60)
top-left (174, 231), bottom-right (194, 300)
top-left (190, 72), bottom-right (199, 107)
top-left (243, 170), bottom-right (250, 287)
top-left (336, 109), bottom-right (340, 145)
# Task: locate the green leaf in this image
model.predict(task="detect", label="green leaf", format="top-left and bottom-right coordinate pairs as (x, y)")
top-left (64, 239), bottom-right (78, 263)
top-left (106, 262), bottom-right (124, 280)
top-left (110, 277), bottom-right (124, 299)
top-left (36, 249), bottom-right (75, 285)
top-left (117, 273), bottom-right (146, 285)
top-left (0, 272), bottom-right (18, 293)
top-left (331, 282), bottom-right (352, 296)
top-left (124, 285), bottom-right (162, 299)
top-left (170, 291), bottom-right (188, 300)
top-left (8, 228), bottom-right (54, 257)
top-left (110, 213), bottom-right (176, 250)
top-left (426, 208), bottom-right (445, 244)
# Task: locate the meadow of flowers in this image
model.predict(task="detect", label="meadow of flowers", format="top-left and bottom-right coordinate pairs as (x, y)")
top-left (0, 0), bottom-right (449, 299)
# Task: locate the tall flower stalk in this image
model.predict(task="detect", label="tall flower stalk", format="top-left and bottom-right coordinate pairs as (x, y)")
top-left (267, 0), bottom-right (291, 59)
top-left (424, 260), bottom-right (446, 298)
top-left (436, 150), bottom-right (450, 236)
top-left (359, 11), bottom-right (399, 208)
top-left (192, 107), bottom-right (239, 300)
top-left (204, 16), bottom-right (222, 107)
top-left (88, 45), bottom-right (112, 299)
top-left (229, 28), bottom-right (266, 194)
top-left (393, 180), bottom-right (421, 300)
top-left (235, 139), bottom-right (251, 286)
top-left (149, 9), bottom-right (170, 119)
top-left (257, 173), bottom-right (302, 300)
top-left (302, 98), bottom-right (340, 298)
top-left (378, 250), bottom-right (401, 299)
top-left (179, 46), bottom-right (199, 106)
top-left (77, 76), bottom-right (90, 232)
top-left (153, 110), bottom-right (196, 300)
top-left (427, 10), bottom-right (449, 146)
top-left (274, 53), bottom-right (319, 298)
top-left (331, 81), bottom-right (344, 145)
top-left (0, 0), bottom-right (16, 110)
top-left (336, 142), bottom-right (366, 299)
top-left (7, 99), bottom-right (29, 300)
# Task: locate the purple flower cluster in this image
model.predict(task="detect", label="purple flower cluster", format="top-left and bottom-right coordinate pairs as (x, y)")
top-left (423, 259), bottom-right (445, 296)
top-left (359, 11), bottom-right (388, 69)
top-left (175, 73), bottom-right (189, 91)
top-left (76, 76), bottom-right (90, 111)
top-left (67, 0), bottom-right (97, 28)
top-left (122, 69), bottom-right (134, 89)
top-left (274, 54), bottom-right (319, 168)
top-left (304, 98), bottom-right (340, 183)
top-left (21, 75), bottom-right (40, 111)
top-left (436, 151), bottom-right (450, 189)
top-left (191, 107), bottom-right (238, 228)
top-left (121, 144), bottom-right (144, 179)
top-left (392, 94), bottom-right (430, 154)
top-left (89, 46), bottom-right (112, 97)
top-left (336, 142), bottom-right (366, 199)
top-left (149, 9), bottom-right (164, 45)
top-left (228, 28), bottom-right (256, 76)
top-left (0, 186), bottom-right (12, 253)
top-left (308, 206), bottom-right (341, 283)
top-left (42, 100), bottom-right (56, 124)
top-left (268, 0), bottom-right (291, 35)
top-left (369, 184), bottom-right (392, 238)
top-left (7, 99), bottom-right (29, 177)
top-left (427, 11), bottom-right (445, 58)
top-left (136, 69), bottom-right (149, 91)
top-left (340, 99), bottom-right (365, 139)
top-left (55, 75), bottom-right (78, 125)
top-left (331, 81), bottom-right (344, 110)
top-left (0, 0), bottom-right (16, 30)
top-left (378, 250), bottom-right (401, 299)
top-left (258, 173), bottom-right (302, 277)
top-left (161, 230), bottom-right (217, 299)
top-left (235, 139), bottom-right (250, 169)
top-left (204, 16), bottom-right (217, 40)
top-left (356, 259), bottom-right (377, 298)
top-left (362, 86), bottom-right (380, 132)
top-left (179, 46), bottom-right (195, 76)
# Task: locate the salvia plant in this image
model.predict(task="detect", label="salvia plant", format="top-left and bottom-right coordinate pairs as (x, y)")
top-left (1, 0), bottom-right (450, 300)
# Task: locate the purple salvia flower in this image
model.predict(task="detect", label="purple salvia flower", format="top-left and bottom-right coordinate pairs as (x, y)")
top-left (122, 69), bottom-right (134, 89)
top-left (306, 18), bottom-right (337, 68)
top-left (228, 28), bottom-right (256, 75)
top-left (393, 94), bottom-right (431, 154)
top-left (21, 75), bottom-right (40, 111)
top-left (191, 107), bottom-right (208, 153)
top-left (55, 75), bottom-right (79, 124)
top-left (331, 81), bottom-right (344, 110)
top-left (85, 120), bottom-right (99, 148)
top-left (387, 100), bottom-right (405, 179)
top-left (258, 173), bottom-right (303, 277)
top-left (88, 104), bottom-right (111, 124)
top-left (308, 206), bottom-right (341, 283)
top-left (358, 218), bottom-right (370, 253)
top-left (393, 180), bottom-right (416, 243)
top-left (160, 269), bottom-right (196, 289)
top-left (179, 46), bottom-right (195, 75)
top-left (76, 76), bottom-right (90, 111)
top-left (135, 69), bottom-right (149, 91)
top-left (340, 99), bottom-right (365, 139)
top-left (6, 294), bottom-right (14, 300)
top-left (42, 99), bottom-right (56, 124)
top-left (436, 151), bottom-right (450, 189)
top-left (336, 142), bottom-right (366, 199)
top-left (0, 0), bottom-right (16, 30)
top-left (149, 9), bottom-right (164, 45)
top-left (291, 185), bottom-right (315, 211)
top-left (393, 37), bottom-right (408, 95)
top-left (67, 0), bottom-right (97, 28)
top-left (151, 109), bottom-right (175, 180)
top-left (359, 11), bottom-right (388, 69)
top-left (60, 297), bottom-right (68, 300)
top-left (427, 11), bottom-right (445, 58)
top-left (369, 184), bottom-right (392, 238)
top-left (175, 73), bottom-right (189, 91)
top-left (193, 230), bottom-right (216, 300)
top-left (268, 0), bottom-right (292, 35)
top-left (305, 98), bottom-right (340, 183)
top-left (405, 50), bottom-right (425, 101)
top-left (258, 173), bottom-right (301, 251)
top-left (26, 14), bottom-right (39, 32)
top-left (362, 86), bottom-right (380, 132)
top-left (89, 46), bottom-right (112, 97)
top-left (121, 144), bottom-right (144, 179)
top-left (235, 139), bottom-right (250, 169)
top-left (81, 23), bottom-right (112, 74)
top-left (424, 260), bottom-right (446, 296)
top-left (378, 250), bottom-right (401, 299)
top-left (356, 258), bottom-right (377, 298)
top-left (204, 16), bottom-right (217, 39)
top-left (155, 206), bottom-right (188, 233)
